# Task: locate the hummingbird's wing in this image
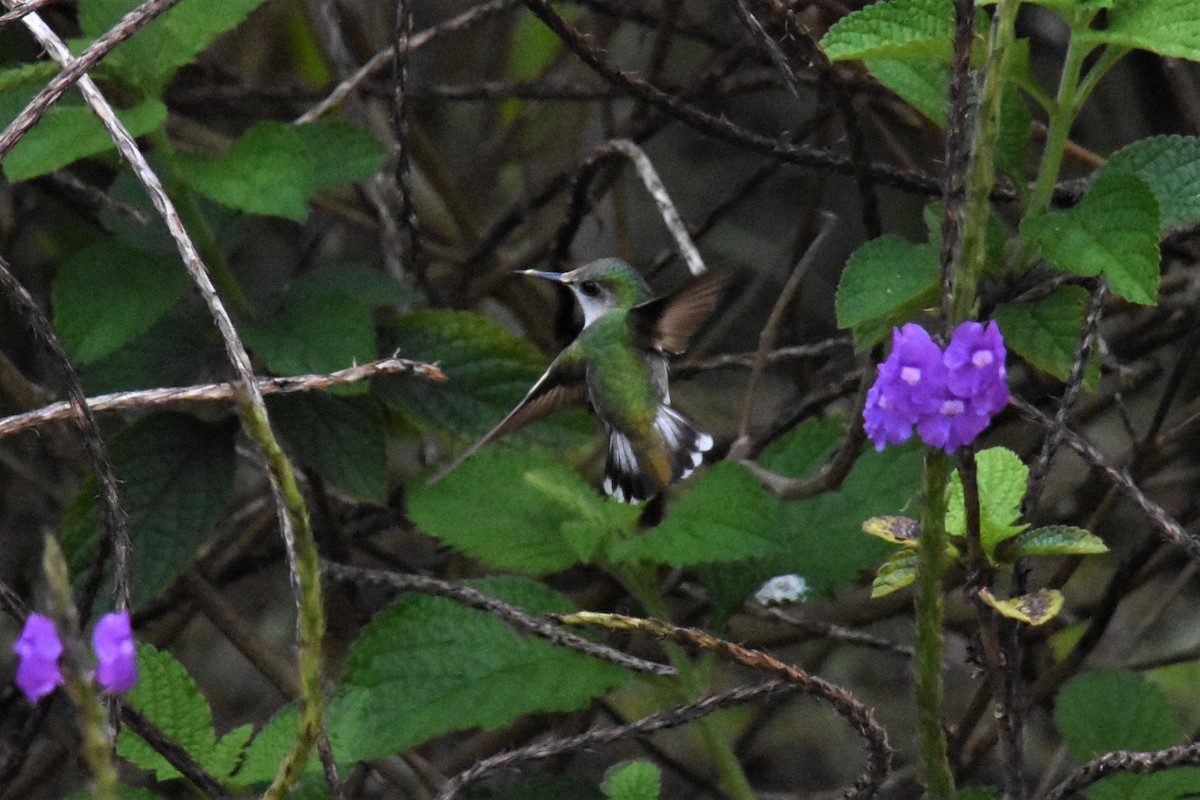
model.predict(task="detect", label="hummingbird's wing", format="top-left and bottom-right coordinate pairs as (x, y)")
top-left (426, 351), bottom-right (587, 485)
top-left (631, 270), bottom-right (727, 355)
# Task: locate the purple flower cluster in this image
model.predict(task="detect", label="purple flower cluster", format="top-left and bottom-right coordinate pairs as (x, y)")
top-left (12, 611), bottom-right (137, 703)
top-left (864, 321), bottom-right (1008, 453)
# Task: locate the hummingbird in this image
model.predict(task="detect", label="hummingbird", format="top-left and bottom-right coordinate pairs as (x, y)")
top-left (429, 258), bottom-right (725, 503)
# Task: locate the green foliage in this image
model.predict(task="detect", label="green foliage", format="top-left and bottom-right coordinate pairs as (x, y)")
top-left (380, 309), bottom-right (593, 449)
top-left (79, 0), bottom-right (269, 95)
top-left (117, 644), bottom-right (251, 783)
top-left (1056, 669), bottom-right (1200, 799)
top-left (834, 234), bottom-right (939, 348)
top-left (862, 58), bottom-right (949, 125)
top-left (821, 0), bottom-right (954, 61)
top-left (61, 413), bottom-right (236, 609)
top-left (238, 577), bottom-right (630, 780)
top-left (52, 240), bottom-right (192, 364)
top-left (1020, 171), bottom-right (1161, 305)
top-left (946, 447), bottom-right (1029, 560)
top-left (174, 120), bottom-right (385, 221)
top-left (408, 448), bottom-right (641, 574)
top-left (269, 393), bottom-right (388, 503)
top-left (79, 306), bottom-right (218, 394)
top-left (602, 760), bottom-right (662, 800)
top-left (1092, 0), bottom-right (1200, 61)
top-left (1101, 135), bottom-right (1200, 229)
top-left (994, 286), bottom-right (1098, 386)
top-left (1006, 525), bottom-right (1107, 558)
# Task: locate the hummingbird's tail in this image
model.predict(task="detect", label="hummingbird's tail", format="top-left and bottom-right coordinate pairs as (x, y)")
top-left (602, 406), bottom-right (713, 504)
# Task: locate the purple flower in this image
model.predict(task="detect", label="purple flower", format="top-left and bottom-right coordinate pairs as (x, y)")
top-left (864, 323), bottom-right (947, 450)
top-left (14, 614), bottom-right (63, 703)
top-left (864, 320), bottom-right (1009, 453)
top-left (93, 612), bottom-right (136, 694)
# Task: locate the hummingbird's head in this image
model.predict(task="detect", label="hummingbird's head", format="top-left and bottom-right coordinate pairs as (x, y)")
top-left (520, 258), bottom-right (651, 327)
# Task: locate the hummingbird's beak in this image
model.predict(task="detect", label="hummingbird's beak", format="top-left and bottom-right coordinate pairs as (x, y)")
top-left (516, 269), bottom-right (566, 283)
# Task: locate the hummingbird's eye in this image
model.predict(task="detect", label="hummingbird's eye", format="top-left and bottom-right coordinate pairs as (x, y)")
top-left (579, 281), bottom-right (601, 297)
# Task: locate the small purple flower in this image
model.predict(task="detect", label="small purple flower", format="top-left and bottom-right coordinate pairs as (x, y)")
top-left (14, 614), bottom-right (63, 703)
top-left (93, 612), bottom-right (136, 694)
top-left (864, 320), bottom-right (1009, 453)
top-left (864, 324), bottom-right (947, 450)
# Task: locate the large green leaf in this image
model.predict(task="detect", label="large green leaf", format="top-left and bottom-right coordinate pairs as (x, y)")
top-left (269, 394), bottom-right (388, 503)
top-left (1101, 135), bottom-right (1200, 229)
top-left (61, 413), bottom-right (237, 608)
top-left (994, 286), bottom-right (1098, 386)
top-left (946, 447), bottom-right (1029, 560)
top-left (863, 58), bottom-right (948, 125)
top-left (79, 305), bottom-right (218, 394)
top-left (835, 234), bottom-right (940, 347)
top-left (52, 240), bottom-right (192, 364)
top-left (821, 0), bottom-right (954, 62)
top-left (3, 99), bottom-right (165, 181)
top-left (1021, 171), bottom-right (1161, 305)
top-left (174, 120), bottom-right (385, 220)
top-left (117, 644), bottom-right (252, 782)
top-left (408, 448), bottom-right (640, 574)
top-left (379, 309), bottom-right (593, 451)
top-left (79, 0), bottom-right (269, 95)
top-left (238, 577), bottom-right (630, 780)
top-left (1091, 0), bottom-right (1200, 62)
top-left (242, 289), bottom-right (377, 385)
top-left (610, 462), bottom-right (778, 566)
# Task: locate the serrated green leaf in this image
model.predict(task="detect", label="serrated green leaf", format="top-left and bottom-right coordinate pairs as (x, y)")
top-left (995, 286), bottom-right (1099, 387)
top-left (174, 120), bottom-right (384, 220)
top-left (79, 305), bottom-right (218, 394)
top-left (117, 644), bottom-right (249, 782)
top-left (379, 309), bottom-right (593, 451)
top-left (997, 78), bottom-right (1033, 181)
top-left (602, 760), bottom-right (661, 800)
top-left (4, 99), bottom-right (166, 181)
top-left (863, 58), bottom-right (948, 125)
top-left (61, 413), bottom-right (236, 608)
top-left (242, 289), bottom-right (377, 382)
top-left (835, 234), bottom-right (939, 347)
top-left (52, 240), bottom-right (191, 364)
top-left (821, 0), bottom-right (954, 62)
top-left (239, 577), bottom-right (630, 779)
top-left (872, 549), bottom-right (918, 597)
top-left (269, 394), bottom-right (387, 503)
top-left (1005, 525), bottom-right (1107, 558)
top-left (609, 462), bottom-right (778, 566)
top-left (1101, 135), bottom-right (1200, 229)
top-left (977, 587), bottom-right (1063, 625)
top-left (409, 448), bottom-right (640, 574)
top-left (946, 447), bottom-right (1028, 560)
top-left (1021, 171), bottom-right (1161, 305)
top-left (79, 0), bottom-right (268, 95)
top-left (1092, 0), bottom-right (1200, 62)
top-left (1057, 669), bottom-right (1182, 759)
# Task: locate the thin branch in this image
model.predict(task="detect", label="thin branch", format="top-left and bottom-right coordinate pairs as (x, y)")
top-left (1043, 741), bottom-right (1200, 800)
top-left (0, 357), bottom-right (445, 439)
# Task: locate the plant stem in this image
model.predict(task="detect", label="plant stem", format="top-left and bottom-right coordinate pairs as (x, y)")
top-left (619, 564), bottom-right (757, 800)
top-left (1028, 33), bottom-right (1090, 214)
top-left (915, 449), bottom-right (954, 800)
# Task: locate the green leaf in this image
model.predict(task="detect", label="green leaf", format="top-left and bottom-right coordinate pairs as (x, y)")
top-left (1020, 171), bottom-right (1161, 305)
top-left (821, 0), bottom-right (954, 62)
top-left (269, 394), bottom-right (387, 503)
top-left (602, 760), bottom-right (661, 800)
top-left (996, 77), bottom-right (1033, 181)
top-left (117, 644), bottom-right (252, 782)
top-left (79, 306), bottom-right (219, 394)
top-left (174, 119), bottom-right (385, 220)
top-left (610, 462), bottom-right (778, 566)
top-left (379, 309), bottom-right (593, 451)
top-left (995, 286), bottom-right (1098, 386)
top-left (1004, 525), bottom-right (1107, 558)
top-left (52, 240), bottom-right (192, 364)
top-left (871, 548), bottom-right (918, 597)
top-left (242, 288), bottom-right (377, 383)
top-left (946, 447), bottom-right (1028, 560)
top-left (1093, 0), bottom-right (1200, 62)
top-left (977, 587), bottom-right (1063, 626)
top-left (239, 577), bottom-right (630, 779)
top-left (862, 515), bottom-right (921, 546)
top-left (79, 0), bottom-right (269, 95)
top-left (863, 58), bottom-right (948, 125)
top-left (1101, 135), bottom-right (1200, 229)
top-left (61, 413), bottom-right (236, 608)
top-left (3, 99), bottom-right (166, 181)
top-left (834, 234), bottom-right (939, 347)
top-left (408, 448), bottom-right (640, 574)
top-left (509, 8), bottom-right (564, 80)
